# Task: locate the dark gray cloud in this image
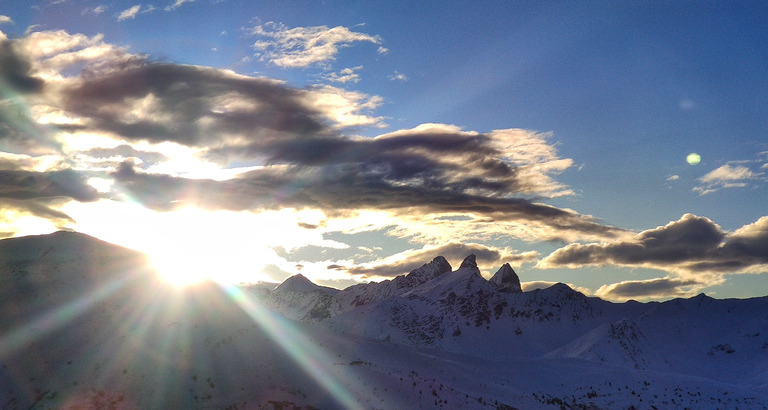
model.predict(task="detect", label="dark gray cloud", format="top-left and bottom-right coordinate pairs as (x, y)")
top-left (0, 168), bottom-right (100, 232)
top-left (0, 169), bottom-right (99, 202)
top-left (0, 198), bottom-right (77, 229)
top-left (0, 40), bottom-right (44, 93)
top-left (4, 31), bottom-right (624, 243)
top-left (112, 160), bottom-right (623, 240)
top-left (0, 168), bottom-right (100, 231)
top-left (540, 213), bottom-right (768, 274)
top-left (0, 38), bottom-right (64, 155)
top-left (59, 58), bottom-right (329, 146)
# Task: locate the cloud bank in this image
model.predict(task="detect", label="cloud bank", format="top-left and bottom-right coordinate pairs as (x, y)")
top-left (539, 213), bottom-right (768, 299)
top-left (0, 29), bottom-right (626, 245)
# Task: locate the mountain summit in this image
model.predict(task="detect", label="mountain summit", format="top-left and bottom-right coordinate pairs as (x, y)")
top-left (2, 233), bottom-right (767, 409)
top-left (458, 253), bottom-right (478, 271)
top-left (405, 255), bottom-right (452, 284)
top-left (275, 273), bottom-right (337, 294)
top-left (490, 263), bottom-right (522, 293)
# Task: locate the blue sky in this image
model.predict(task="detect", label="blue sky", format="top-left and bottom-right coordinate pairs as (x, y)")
top-left (1, 0), bottom-right (766, 300)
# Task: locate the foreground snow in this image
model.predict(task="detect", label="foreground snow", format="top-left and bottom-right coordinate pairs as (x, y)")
top-left (1, 232), bottom-right (766, 409)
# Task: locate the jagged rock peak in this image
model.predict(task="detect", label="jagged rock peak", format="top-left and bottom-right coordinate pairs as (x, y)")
top-left (459, 254), bottom-right (477, 270)
top-left (405, 256), bottom-right (452, 282)
top-left (490, 263), bottom-right (522, 293)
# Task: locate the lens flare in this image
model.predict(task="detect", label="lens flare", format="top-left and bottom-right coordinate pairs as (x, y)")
top-left (686, 153), bottom-right (701, 165)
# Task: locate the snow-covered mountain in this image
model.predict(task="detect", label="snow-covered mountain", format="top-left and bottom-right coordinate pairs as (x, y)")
top-left (1, 232), bottom-right (767, 409)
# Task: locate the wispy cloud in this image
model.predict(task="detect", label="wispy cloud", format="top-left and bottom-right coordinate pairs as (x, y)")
top-left (82, 6), bottom-right (107, 15)
top-left (321, 66), bottom-right (363, 84)
top-left (248, 22), bottom-right (382, 68)
top-left (388, 71), bottom-right (408, 82)
top-left (694, 157), bottom-right (767, 195)
top-left (165, 0), bottom-right (195, 11)
top-left (0, 16), bottom-right (13, 25)
top-left (117, 5), bottom-right (142, 21)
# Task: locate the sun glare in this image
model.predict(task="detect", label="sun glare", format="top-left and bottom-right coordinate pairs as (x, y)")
top-left (149, 247), bottom-right (218, 287)
top-left (61, 201), bottom-right (282, 287)
top-left (138, 208), bottom-right (279, 287)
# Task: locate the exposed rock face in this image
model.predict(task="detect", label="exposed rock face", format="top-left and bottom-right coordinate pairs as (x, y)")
top-left (404, 256), bottom-right (453, 285)
top-left (458, 254), bottom-right (478, 271)
top-left (3, 234), bottom-right (768, 409)
top-left (490, 263), bottom-right (522, 293)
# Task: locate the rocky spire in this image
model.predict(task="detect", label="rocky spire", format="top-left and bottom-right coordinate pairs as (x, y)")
top-left (459, 254), bottom-right (477, 271)
top-left (405, 256), bottom-right (452, 284)
top-left (490, 263), bottom-right (522, 293)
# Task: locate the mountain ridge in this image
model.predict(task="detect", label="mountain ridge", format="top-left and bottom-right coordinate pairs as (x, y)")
top-left (263, 250), bottom-right (768, 390)
top-left (1, 231), bottom-right (766, 409)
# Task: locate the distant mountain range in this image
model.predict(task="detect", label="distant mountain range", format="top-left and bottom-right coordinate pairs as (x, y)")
top-left (1, 232), bottom-right (767, 409)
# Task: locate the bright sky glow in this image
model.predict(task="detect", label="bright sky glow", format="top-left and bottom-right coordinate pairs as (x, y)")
top-left (1, 1), bottom-right (767, 301)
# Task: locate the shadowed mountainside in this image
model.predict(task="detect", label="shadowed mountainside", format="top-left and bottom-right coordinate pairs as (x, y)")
top-left (1, 232), bottom-right (767, 409)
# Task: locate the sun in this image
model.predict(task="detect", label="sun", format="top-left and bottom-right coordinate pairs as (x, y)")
top-left (149, 248), bottom-right (214, 287)
top-left (142, 209), bottom-right (274, 287)
top-left (62, 202), bottom-right (327, 287)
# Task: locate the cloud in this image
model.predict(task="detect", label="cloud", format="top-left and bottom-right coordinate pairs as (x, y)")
top-left (594, 277), bottom-right (706, 301)
top-left (165, 0), bottom-right (195, 11)
top-left (249, 22), bottom-right (381, 68)
top-left (321, 66), bottom-right (363, 84)
top-left (111, 120), bottom-right (623, 242)
top-left (0, 169), bottom-right (101, 233)
top-left (700, 164), bottom-right (754, 183)
top-left (82, 6), bottom-right (107, 15)
top-left (60, 62), bottom-right (330, 145)
top-left (3, 29), bottom-right (625, 245)
top-left (0, 16), bottom-right (13, 25)
top-left (0, 169), bottom-right (100, 202)
top-left (539, 213), bottom-right (768, 298)
top-left (333, 242), bottom-right (538, 280)
top-left (77, 144), bottom-right (168, 170)
top-left (17, 32), bottom-right (383, 147)
top-left (540, 214), bottom-right (726, 268)
top-left (0, 198), bottom-right (76, 235)
top-left (117, 5), bottom-right (142, 21)
top-left (388, 71), bottom-right (408, 82)
top-left (0, 40), bottom-right (44, 93)
top-left (694, 161), bottom-right (766, 195)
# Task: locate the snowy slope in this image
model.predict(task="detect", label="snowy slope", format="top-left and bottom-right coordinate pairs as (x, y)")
top-left (1, 232), bottom-right (767, 409)
top-left (271, 252), bottom-right (768, 399)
